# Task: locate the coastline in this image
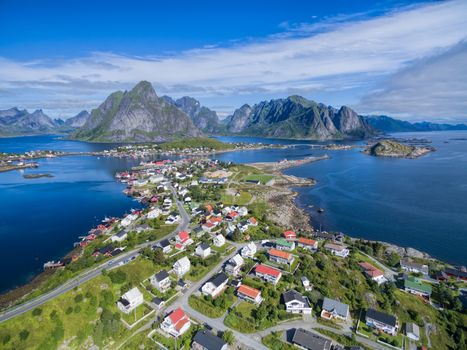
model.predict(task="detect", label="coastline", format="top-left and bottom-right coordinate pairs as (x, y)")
top-left (249, 160), bottom-right (435, 262)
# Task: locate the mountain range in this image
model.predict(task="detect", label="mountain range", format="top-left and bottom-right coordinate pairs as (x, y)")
top-left (364, 115), bottom-right (467, 133)
top-left (2, 81), bottom-right (467, 141)
top-left (73, 81), bottom-right (201, 142)
top-left (224, 95), bottom-right (374, 139)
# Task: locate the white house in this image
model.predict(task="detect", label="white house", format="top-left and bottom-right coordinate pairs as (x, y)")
top-left (324, 243), bottom-right (350, 258)
top-left (121, 213), bottom-right (138, 227)
top-left (400, 259), bottom-right (429, 275)
top-left (406, 322), bottom-right (420, 341)
top-left (161, 307), bottom-right (191, 337)
top-left (241, 242), bottom-right (257, 258)
top-left (238, 207), bottom-right (248, 216)
top-left (117, 287), bottom-right (144, 314)
top-left (365, 308), bottom-right (398, 336)
top-left (237, 284), bottom-right (263, 304)
top-left (150, 270), bottom-right (171, 293)
top-left (159, 239), bottom-right (172, 254)
top-left (201, 273), bottom-right (229, 298)
top-left (149, 174), bottom-right (164, 183)
top-left (321, 297), bottom-right (349, 321)
top-left (110, 230), bottom-right (128, 242)
top-left (301, 276), bottom-right (312, 291)
top-left (147, 208), bottom-right (162, 219)
top-left (282, 290), bottom-right (312, 314)
top-left (195, 242), bottom-right (211, 259)
top-left (213, 234), bottom-right (226, 247)
top-left (255, 264), bottom-right (282, 285)
top-left (173, 256), bottom-right (191, 277)
top-left (225, 254), bottom-right (244, 276)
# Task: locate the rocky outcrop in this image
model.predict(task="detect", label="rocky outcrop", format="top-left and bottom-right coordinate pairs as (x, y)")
top-left (364, 139), bottom-right (434, 158)
top-left (73, 81), bottom-right (202, 142)
top-left (225, 96), bottom-right (373, 140)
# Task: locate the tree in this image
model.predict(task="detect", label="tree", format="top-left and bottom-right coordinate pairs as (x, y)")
top-left (109, 270), bottom-right (127, 284)
top-left (19, 330), bottom-right (30, 341)
top-left (222, 330), bottom-right (235, 345)
top-left (32, 308), bottom-right (42, 316)
top-left (153, 248), bottom-right (165, 265)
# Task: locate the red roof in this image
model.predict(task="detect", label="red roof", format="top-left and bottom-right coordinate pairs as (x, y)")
top-left (269, 248), bottom-right (292, 260)
top-left (298, 237), bottom-right (317, 246)
top-left (178, 231), bottom-right (190, 243)
top-left (359, 262), bottom-right (384, 277)
top-left (210, 216), bottom-right (223, 223)
top-left (249, 217), bottom-right (257, 224)
top-left (283, 230), bottom-right (296, 239)
top-left (238, 284), bottom-right (261, 299)
top-left (175, 243), bottom-right (184, 250)
top-left (205, 204), bottom-right (213, 212)
top-left (228, 211), bottom-right (239, 218)
top-left (175, 317), bottom-right (190, 331)
top-left (169, 307), bottom-right (186, 324)
top-left (256, 264), bottom-right (281, 277)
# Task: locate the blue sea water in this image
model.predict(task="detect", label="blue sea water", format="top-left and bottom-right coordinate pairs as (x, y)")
top-left (0, 132), bottom-right (466, 293)
top-left (215, 132), bottom-right (467, 266)
top-left (0, 135), bottom-right (142, 293)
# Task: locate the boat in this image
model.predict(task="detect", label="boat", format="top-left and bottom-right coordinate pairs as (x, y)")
top-left (317, 208), bottom-right (325, 213)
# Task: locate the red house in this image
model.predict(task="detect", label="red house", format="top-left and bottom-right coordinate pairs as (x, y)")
top-left (283, 230), bottom-right (297, 240)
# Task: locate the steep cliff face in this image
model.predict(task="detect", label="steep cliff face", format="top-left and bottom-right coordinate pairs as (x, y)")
top-left (65, 110), bottom-right (90, 128)
top-left (162, 96), bottom-right (220, 133)
top-left (0, 108), bottom-right (58, 136)
top-left (73, 81), bottom-right (202, 142)
top-left (225, 96), bottom-right (373, 140)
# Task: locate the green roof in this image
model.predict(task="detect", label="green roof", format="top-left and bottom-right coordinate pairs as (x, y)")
top-left (404, 277), bottom-right (432, 295)
top-left (276, 238), bottom-right (294, 248)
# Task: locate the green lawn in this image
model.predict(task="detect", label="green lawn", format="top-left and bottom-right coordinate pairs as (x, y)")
top-left (224, 301), bottom-right (258, 333)
top-left (221, 190), bottom-right (252, 205)
top-left (188, 292), bottom-right (236, 318)
top-left (243, 174), bottom-right (274, 184)
top-left (0, 258), bottom-right (159, 350)
top-left (120, 303), bottom-right (152, 325)
top-left (262, 332), bottom-right (295, 350)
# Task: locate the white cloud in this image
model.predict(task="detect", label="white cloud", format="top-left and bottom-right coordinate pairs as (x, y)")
top-left (358, 41), bottom-right (467, 122)
top-left (0, 0), bottom-right (466, 119)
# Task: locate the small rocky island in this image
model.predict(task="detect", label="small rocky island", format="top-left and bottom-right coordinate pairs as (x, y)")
top-left (364, 139), bottom-right (435, 159)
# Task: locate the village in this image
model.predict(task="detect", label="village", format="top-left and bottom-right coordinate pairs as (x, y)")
top-left (0, 149), bottom-right (466, 350)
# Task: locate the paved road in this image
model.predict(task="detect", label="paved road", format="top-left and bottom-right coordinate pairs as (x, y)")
top-left (0, 185), bottom-right (189, 324)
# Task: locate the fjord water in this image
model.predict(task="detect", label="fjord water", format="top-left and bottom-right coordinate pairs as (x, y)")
top-left (216, 132), bottom-right (467, 266)
top-left (0, 136), bottom-right (142, 293)
top-left (0, 132), bottom-right (466, 294)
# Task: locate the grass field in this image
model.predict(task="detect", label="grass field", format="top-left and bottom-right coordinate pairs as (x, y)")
top-left (243, 174), bottom-right (274, 184)
top-left (0, 258), bottom-right (158, 350)
top-left (221, 190), bottom-right (253, 205)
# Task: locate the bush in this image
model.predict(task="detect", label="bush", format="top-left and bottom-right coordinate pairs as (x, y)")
top-left (74, 294), bottom-right (83, 303)
top-left (109, 270), bottom-right (127, 284)
top-left (32, 307), bottom-right (43, 316)
top-left (2, 334), bottom-right (11, 344)
top-left (19, 329), bottom-right (30, 341)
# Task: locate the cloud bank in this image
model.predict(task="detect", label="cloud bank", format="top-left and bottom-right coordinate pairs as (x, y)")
top-left (0, 0), bottom-right (466, 121)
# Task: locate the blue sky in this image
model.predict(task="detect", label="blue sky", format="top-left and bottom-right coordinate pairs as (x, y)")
top-left (1, 0), bottom-right (466, 122)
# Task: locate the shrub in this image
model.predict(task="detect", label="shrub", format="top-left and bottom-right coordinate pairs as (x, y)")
top-left (32, 307), bottom-right (43, 316)
top-left (19, 329), bottom-right (30, 341)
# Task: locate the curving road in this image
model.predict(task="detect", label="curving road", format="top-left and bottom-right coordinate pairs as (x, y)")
top-left (0, 185), bottom-right (189, 324)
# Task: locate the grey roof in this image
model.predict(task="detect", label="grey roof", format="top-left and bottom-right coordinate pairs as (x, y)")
top-left (207, 273), bottom-right (229, 287)
top-left (159, 239), bottom-right (170, 248)
top-left (199, 242), bottom-right (211, 250)
top-left (152, 297), bottom-right (164, 305)
top-left (283, 290), bottom-right (309, 305)
top-left (406, 322), bottom-right (420, 337)
top-left (292, 328), bottom-right (332, 350)
top-left (322, 297), bottom-right (349, 318)
top-left (366, 308), bottom-right (397, 328)
top-left (192, 330), bottom-right (227, 350)
top-left (154, 270), bottom-right (169, 282)
top-left (116, 230), bottom-right (127, 237)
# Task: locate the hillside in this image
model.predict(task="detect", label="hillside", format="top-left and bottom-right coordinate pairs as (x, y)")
top-left (72, 81), bottom-right (202, 142)
top-left (225, 96), bottom-right (374, 140)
